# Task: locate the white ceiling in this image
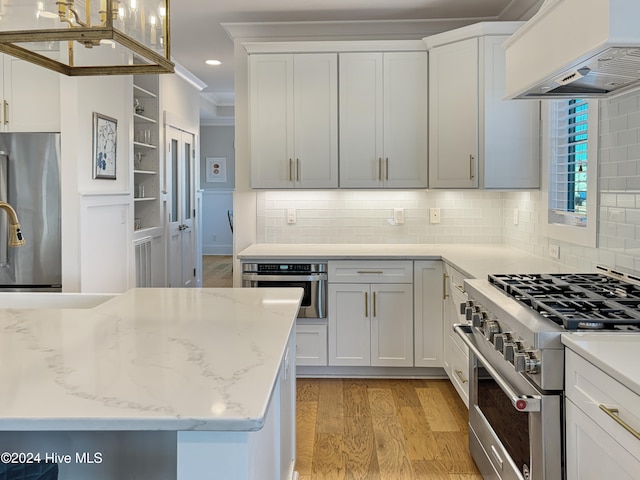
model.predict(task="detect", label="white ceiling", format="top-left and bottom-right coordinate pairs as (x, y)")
top-left (170, 0), bottom-right (543, 119)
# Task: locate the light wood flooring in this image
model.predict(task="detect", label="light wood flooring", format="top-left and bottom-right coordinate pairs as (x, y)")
top-left (202, 255), bottom-right (233, 287)
top-left (296, 378), bottom-right (481, 480)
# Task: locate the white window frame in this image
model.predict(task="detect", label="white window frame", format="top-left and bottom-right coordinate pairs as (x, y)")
top-left (541, 99), bottom-right (598, 248)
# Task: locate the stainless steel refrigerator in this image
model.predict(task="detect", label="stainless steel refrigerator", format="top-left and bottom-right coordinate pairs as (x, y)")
top-left (0, 133), bottom-right (61, 291)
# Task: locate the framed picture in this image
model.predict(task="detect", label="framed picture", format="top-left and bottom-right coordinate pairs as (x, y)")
top-left (93, 112), bottom-right (117, 179)
top-left (206, 157), bottom-right (227, 183)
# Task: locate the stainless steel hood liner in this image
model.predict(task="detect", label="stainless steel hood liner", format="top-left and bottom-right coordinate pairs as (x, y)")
top-left (504, 0), bottom-right (640, 99)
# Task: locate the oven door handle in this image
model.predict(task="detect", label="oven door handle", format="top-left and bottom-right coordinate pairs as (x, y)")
top-left (241, 273), bottom-right (327, 282)
top-left (454, 324), bottom-right (541, 413)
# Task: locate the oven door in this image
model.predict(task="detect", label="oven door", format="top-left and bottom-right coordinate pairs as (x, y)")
top-left (241, 273), bottom-right (326, 319)
top-left (454, 325), bottom-right (562, 480)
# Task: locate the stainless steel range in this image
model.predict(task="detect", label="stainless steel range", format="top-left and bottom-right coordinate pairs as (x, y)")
top-left (455, 269), bottom-right (640, 480)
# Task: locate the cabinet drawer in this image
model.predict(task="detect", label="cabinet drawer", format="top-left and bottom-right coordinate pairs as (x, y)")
top-left (566, 350), bottom-right (640, 458)
top-left (328, 260), bottom-right (413, 283)
top-left (448, 339), bottom-right (470, 408)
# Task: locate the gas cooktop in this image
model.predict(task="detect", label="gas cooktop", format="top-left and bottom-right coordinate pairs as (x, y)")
top-left (488, 273), bottom-right (640, 331)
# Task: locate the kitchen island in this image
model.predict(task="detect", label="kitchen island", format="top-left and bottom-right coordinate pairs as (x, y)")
top-left (0, 287), bottom-right (302, 480)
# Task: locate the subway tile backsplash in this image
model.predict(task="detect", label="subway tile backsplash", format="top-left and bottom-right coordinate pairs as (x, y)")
top-left (257, 190), bottom-right (503, 244)
top-left (257, 89), bottom-right (640, 275)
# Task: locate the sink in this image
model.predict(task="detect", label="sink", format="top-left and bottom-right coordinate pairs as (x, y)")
top-left (0, 292), bottom-right (116, 309)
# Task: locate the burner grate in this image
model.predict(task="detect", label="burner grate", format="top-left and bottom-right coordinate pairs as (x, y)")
top-left (488, 273), bottom-right (640, 331)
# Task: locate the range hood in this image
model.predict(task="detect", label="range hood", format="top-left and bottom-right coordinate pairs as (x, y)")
top-left (504, 0), bottom-right (640, 99)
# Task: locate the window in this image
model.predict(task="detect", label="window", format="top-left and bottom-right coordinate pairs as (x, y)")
top-left (544, 98), bottom-right (598, 247)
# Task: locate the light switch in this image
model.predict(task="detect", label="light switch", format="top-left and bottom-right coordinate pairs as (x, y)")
top-left (430, 208), bottom-right (441, 224)
top-left (287, 208), bottom-right (296, 224)
top-left (393, 208), bottom-right (404, 225)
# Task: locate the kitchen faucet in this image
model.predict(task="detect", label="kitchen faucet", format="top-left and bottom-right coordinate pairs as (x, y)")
top-left (0, 201), bottom-right (25, 247)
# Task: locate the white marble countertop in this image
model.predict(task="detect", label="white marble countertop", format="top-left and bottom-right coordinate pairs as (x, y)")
top-left (562, 333), bottom-right (640, 397)
top-left (0, 287), bottom-right (302, 431)
top-left (237, 243), bottom-right (575, 278)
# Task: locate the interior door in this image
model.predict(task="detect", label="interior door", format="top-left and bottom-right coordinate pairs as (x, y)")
top-left (167, 126), bottom-right (196, 288)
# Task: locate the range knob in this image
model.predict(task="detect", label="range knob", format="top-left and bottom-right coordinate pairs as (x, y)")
top-left (514, 350), bottom-right (541, 374)
top-left (503, 341), bottom-right (522, 363)
top-left (464, 301), bottom-right (480, 321)
top-left (484, 321), bottom-right (500, 342)
top-left (494, 332), bottom-right (512, 352)
top-left (472, 311), bottom-right (486, 328)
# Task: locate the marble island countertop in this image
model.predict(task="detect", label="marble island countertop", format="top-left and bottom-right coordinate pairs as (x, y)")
top-left (237, 243), bottom-right (577, 278)
top-left (0, 287), bottom-right (302, 432)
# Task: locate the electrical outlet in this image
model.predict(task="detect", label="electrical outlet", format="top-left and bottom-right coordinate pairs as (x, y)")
top-left (393, 208), bottom-right (404, 225)
top-left (549, 244), bottom-right (560, 259)
top-left (287, 208), bottom-right (296, 224)
top-left (513, 208), bottom-right (519, 225)
top-left (430, 208), bottom-right (441, 224)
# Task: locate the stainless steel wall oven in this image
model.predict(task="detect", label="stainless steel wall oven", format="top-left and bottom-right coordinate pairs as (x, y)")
top-left (241, 263), bottom-right (327, 319)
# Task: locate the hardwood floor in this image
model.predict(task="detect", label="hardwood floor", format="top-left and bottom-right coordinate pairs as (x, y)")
top-left (296, 378), bottom-right (481, 480)
top-left (202, 255), bottom-right (233, 287)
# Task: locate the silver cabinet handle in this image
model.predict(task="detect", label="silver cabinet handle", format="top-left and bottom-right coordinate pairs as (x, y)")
top-left (296, 158), bottom-right (300, 182)
top-left (599, 405), bottom-right (640, 441)
top-left (357, 270), bottom-right (384, 274)
top-left (288, 158), bottom-right (293, 182)
top-left (469, 154), bottom-right (475, 179)
top-left (3, 101), bottom-right (8, 125)
top-left (385, 157), bottom-right (389, 181)
top-left (443, 273), bottom-right (449, 300)
top-left (378, 158), bottom-right (382, 181)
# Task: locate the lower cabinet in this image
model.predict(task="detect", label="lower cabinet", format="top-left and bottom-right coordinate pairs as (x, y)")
top-left (443, 263), bottom-right (470, 406)
top-left (328, 261), bottom-right (413, 367)
top-left (565, 349), bottom-right (640, 480)
top-left (295, 322), bottom-right (328, 366)
top-left (413, 261), bottom-right (443, 367)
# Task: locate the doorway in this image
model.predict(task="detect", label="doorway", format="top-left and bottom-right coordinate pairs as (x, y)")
top-left (166, 125), bottom-right (197, 288)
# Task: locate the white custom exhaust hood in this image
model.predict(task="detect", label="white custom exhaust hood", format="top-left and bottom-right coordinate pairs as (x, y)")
top-left (504, 0), bottom-right (640, 99)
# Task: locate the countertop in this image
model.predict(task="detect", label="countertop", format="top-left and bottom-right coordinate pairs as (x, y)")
top-left (0, 287), bottom-right (302, 431)
top-left (562, 333), bottom-right (640, 397)
top-left (237, 243), bottom-right (575, 279)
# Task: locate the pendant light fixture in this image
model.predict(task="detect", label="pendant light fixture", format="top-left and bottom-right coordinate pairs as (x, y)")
top-left (0, 0), bottom-right (173, 76)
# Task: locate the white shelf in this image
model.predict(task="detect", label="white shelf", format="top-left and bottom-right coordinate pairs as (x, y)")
top-left (134, 169), bottom-right (157, 175)
top-left (133, 141), bottom-right (157, 149)
top-left (133, 113), bottom-right (157, 124)
top-left (133, 84), bottom-right (157, 98)
top-left (134, 197), bottom-right (157, 202)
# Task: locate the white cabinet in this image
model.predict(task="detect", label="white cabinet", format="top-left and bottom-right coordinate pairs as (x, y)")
top-left (339, 52), bottom-right (427, 188)
top-left (565, 349), bottom-right (640, 480)
top-left (413, 261), bottom-right (443, 367)
top-left (442, 263), bottom-right (470, 406)
top-left (249, 53), bottom-right (338, 189)
top-left (0, 55), bottom-right (60, 132)
top-left (295, 322), bottom-right (327, 366)
top-left (328, 261), bottom-right (413, 367)
top-left (426, 25), bottom-right (540, 189)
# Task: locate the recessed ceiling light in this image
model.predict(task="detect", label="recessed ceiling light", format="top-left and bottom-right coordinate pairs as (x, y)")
top-left (206, 60), bottom-right (222, 66)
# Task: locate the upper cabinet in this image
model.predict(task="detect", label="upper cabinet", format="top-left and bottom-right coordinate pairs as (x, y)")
top-left (249, 53), bottom-right (338, 189)
top-left (339, 52), bottom-right (428, 188)
top-left (426, 23), bottom-right (540, 189)
top-left (0, 54), bottom-right (60, 132)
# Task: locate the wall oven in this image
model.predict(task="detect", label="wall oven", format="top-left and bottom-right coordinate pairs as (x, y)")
top-left (241, 263), bottom-right (327, 319)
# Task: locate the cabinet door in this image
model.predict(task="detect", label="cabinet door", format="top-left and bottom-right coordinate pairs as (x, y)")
top-left (293, 54), bottom-right (338, 188)
top-left (383, 52), bottom-right (428, 188)
top-left (249, 54), bottom-right (294, 188)
top-left (339, 52), bottom-right (384, 188)
top-left (371, 283), bottom-right (413, 367)
top-left (566, 400), bottom-right (640, 480)
top-left (3, 55), bottom-right (60, 132)
top-left (428, 38), bottom-right (479, 188)
top-left (414, 261), bottom-right (443, 367)
top-left (328, 283), bottom-right (370, 366)
top-left (481, 36), bottom-right (540, 189)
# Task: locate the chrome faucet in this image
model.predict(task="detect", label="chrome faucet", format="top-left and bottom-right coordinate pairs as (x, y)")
top-left (0, 201), bottom-right (25, 247)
